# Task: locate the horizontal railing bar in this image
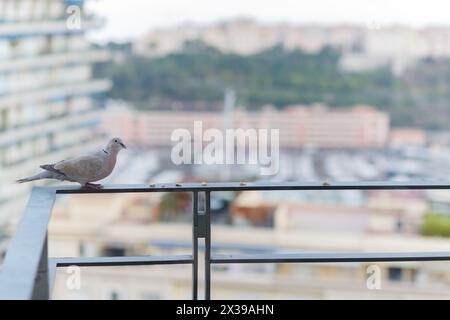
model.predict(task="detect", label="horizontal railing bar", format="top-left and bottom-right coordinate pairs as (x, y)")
top-left (150, 240), bottom-right (278, 252)
top-left (52, 255), bottom-right (193, 267)
top-left (211, 252), bottom-right (450, 264)
top-left (51, 181), bottom-right (450, 194)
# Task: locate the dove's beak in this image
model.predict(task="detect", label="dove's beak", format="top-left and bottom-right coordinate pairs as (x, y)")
top-left (120, 143), bottom-right (127, 149)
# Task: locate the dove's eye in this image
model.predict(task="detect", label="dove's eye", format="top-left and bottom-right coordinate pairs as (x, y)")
top-left (114, 139), bottom-right (118, 143)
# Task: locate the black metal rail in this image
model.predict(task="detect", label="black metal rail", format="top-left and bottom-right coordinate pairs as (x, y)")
top-left (1, 182), bottom-right (450, 300)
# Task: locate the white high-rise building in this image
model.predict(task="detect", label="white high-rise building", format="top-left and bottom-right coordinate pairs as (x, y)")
top-left (134, 19), bottom-right (450, 74)
top-left (0, 0), bottom-right (110, 225)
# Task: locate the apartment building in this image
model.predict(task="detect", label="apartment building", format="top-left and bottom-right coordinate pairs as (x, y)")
top-left (134, 19), bottom-right (450, 74)
top-left (0, 0), bottom-right (110, 224)
top-left (101, 103), bottom-right (390, 149)
top-left (133, 19), bottom-right (363, 58)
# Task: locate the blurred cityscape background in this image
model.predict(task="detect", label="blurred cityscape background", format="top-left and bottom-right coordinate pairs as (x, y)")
top-left (2, 0), bottom-right (450, 299)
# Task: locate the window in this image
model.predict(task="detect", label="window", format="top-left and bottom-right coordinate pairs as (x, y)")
top-left (110, 291), bottom-right (119, 300)
top-left (102, 246), bottom-right (126, 257)
top-left (388, 267), bottom-right (403, 282)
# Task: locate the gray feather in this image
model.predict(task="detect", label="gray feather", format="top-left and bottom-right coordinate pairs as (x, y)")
top-left (16, 171), bottom-right (66, 183)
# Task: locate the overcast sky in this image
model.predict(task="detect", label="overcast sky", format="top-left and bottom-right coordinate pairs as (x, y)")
top-left (86, 0), bottom-right (450, 42)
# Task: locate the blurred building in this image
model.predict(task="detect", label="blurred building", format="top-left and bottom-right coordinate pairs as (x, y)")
top-left (134, 19), bottom-right (450, 74)
top-left (367, 190), bottom-right (428, 227)
top-left (101, 103), bottom-right (390, 149)
top-left (0, 0), bottom-right (110, 225)
top-left (49, 191), bottom-right (450, 300)
top-left (233, 192), bottom-right (406, 234)
top-left (232, 189), bottom-right (429, 234)
top-left (342, 26), bottom-right (450, 74)
top-left (426, 190), bottom-right (450, 215)
top-left (133, 19), bottom-right (362, 57)
top-left (390, 128), bottom-right (428, 147)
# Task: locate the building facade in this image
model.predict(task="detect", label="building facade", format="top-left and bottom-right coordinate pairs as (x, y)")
top-left (101, 103), bottom-right (390, 149)
top-left (134, 19), bottom-right (450, 74)
top-left (0, 0), bottom-right (110, 225)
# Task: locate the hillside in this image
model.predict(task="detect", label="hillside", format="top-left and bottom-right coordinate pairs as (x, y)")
top-left (95, 43), bottom-right (450, 129)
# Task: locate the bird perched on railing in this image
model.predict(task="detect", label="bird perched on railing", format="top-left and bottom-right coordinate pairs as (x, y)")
top-left (17, 137), bottom-right (127, 189)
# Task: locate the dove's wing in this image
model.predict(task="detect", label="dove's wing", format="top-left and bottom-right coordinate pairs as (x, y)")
top-left (54, 154), bottom-right (105, 182)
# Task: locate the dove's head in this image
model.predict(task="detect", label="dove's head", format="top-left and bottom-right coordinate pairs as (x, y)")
top-left (106, 137), bottom-right (127, 154)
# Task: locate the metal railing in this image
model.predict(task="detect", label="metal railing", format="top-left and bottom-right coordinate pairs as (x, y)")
top-left (2, 181), bottom-right (450, 299)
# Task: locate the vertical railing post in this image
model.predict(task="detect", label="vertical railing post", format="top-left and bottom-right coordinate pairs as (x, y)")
top-left (192, 191), bottom-right (199, 300)
top-left (0, 187), bottom-right (55, 299)
top-left (204, 191), bottom-right (211, 300)
top-left (31, 232), bottom-right (49, 300)
top-left (193, 191), bottom-right (211, 300)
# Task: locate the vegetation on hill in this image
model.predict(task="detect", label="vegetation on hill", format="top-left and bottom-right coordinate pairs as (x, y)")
top-left (95, 42), bottom-right (450, 128)
top-left (421, 212), bottom-right (450, 237)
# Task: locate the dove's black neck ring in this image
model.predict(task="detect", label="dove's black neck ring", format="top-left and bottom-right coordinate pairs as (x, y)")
top-left (103, 149), bottom-right (110, 155)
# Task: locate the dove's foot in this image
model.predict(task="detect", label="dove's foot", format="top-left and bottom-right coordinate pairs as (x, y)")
top-left (83, 183), bottom-right (103, 190)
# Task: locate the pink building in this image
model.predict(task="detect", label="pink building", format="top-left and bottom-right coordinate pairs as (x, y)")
top-left (101, 104), bottom-right (390, 149)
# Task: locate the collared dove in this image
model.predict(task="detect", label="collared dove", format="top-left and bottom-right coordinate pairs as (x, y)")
top-left (17, 138), bottom-right (127, 189)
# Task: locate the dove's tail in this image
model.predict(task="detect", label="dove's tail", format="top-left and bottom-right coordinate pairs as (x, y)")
top-left (16, 171), bottom-right (55, 183)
